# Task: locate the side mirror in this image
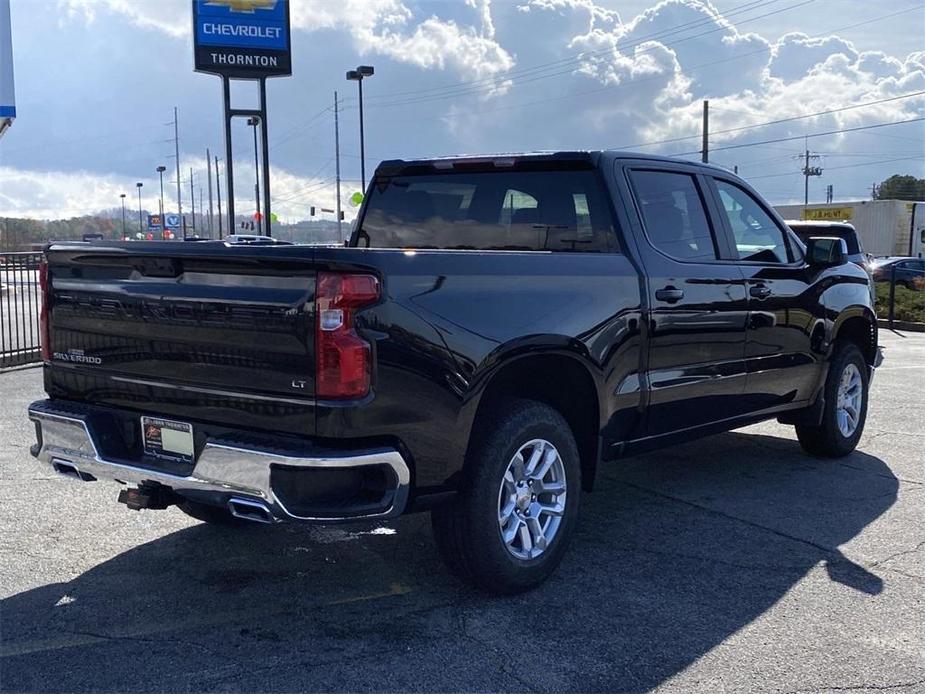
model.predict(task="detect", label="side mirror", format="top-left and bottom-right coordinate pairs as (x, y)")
top-left (806, 236), bottom-right (848, 268)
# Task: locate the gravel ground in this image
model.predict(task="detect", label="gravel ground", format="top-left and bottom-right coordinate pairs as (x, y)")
top-left (1, 330), bottom-right (923, 693)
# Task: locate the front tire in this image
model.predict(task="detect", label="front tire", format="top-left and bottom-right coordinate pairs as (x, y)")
top-left (431, 399), bottom-right (581, 594)
top-left (796, 342), bottom-right (869, 458)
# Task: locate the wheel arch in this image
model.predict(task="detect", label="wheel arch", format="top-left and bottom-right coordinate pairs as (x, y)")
top-left (832, 308), bottom-right (878, 366)
top-left (459, 343), bottom-right (604, 493)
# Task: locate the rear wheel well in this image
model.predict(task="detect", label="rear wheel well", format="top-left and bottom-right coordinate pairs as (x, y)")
top-left (835, 316), bottom-right (877, 365)
top-left (469, 355), bottom-right (600, 492)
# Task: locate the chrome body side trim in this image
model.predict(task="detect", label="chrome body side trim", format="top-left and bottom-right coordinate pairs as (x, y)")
top-left (29, 404), bottom-right (410, 523)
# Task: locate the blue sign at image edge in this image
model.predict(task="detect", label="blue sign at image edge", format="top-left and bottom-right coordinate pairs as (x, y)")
top-left (0, 105), bottom-right (14, 117)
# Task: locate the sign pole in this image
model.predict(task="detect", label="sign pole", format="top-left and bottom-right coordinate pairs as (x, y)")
top-left (206, 147), bottom-right (214, 236)
top-left (222, 76), bottom-right (235, 234)
top-left (193, 0), bottom-right (291, 238)
top-left (215, 155), bottom-right (223, 239)
top-left (260, 78), bottom-right (272, 237)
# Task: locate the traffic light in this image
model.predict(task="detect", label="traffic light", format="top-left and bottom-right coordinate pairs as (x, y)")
top-left (310, 206), bottom-right (315, 216)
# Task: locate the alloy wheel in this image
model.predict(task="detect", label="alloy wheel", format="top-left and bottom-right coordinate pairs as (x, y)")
top-left (497, 438), bottom-right (568, 560)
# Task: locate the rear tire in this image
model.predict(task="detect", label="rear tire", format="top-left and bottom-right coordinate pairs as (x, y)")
top-left (176, 499), bottom-right (249, 526)
top-left (431, 399), bottom-right (581, 594)
top-left (796, 342), bottom-right (869, 458)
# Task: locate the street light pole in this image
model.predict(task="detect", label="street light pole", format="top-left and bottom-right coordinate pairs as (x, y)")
top-left (189, 167), bottom-right (196, 235)
top-left (136, 182), bottom-right (144, 235)
top-left (215, 155), bottom-right (223, 240)
top-left (156, 165), bottom-right (166, 238)
top-left (247, 116), bottom-right (261, 233)
top-left (346, 65), bottom-right (374, 192)
top-left (119, 193), bottom-right (126, 240)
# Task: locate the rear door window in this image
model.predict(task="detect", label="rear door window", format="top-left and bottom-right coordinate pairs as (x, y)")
top-left (356, 168), bottom-right (618, 252)
top-left (628, 170), bottom-right (719, 261)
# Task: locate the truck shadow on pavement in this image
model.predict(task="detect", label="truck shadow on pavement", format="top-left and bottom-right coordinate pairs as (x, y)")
top-left (1, 432), bottom-right (897, 693)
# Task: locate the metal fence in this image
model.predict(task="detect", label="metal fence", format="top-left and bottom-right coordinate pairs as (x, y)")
top-left (0, 252), bottom-right (43, 368)
top-left (874, 259), bottom-right (925, 329)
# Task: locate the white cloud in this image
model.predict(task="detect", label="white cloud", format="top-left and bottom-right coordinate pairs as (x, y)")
top-left (60, 0), bottom-right (189, 38)
top-left (769, 32), bottom-right (857, 81)
top-left (519, 0), bottom-right (925, 153)
top-left (295, 0), bottom-right (515, 89)
top-left (0, 163), bottom-right (351, 222)
top-left (60, 0), bottom-right (514, 86)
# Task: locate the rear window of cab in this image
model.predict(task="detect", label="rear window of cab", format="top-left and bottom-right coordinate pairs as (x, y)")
top-left (354, 169), bottom-right (619, 252)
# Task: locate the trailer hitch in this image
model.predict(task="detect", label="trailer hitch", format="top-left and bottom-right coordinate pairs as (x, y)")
top-left (117, 483), bottom-right (178, 511)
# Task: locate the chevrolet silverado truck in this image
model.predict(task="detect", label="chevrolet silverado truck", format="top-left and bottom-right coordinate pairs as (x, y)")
top-left (29, 151), bottom-right (881, 593)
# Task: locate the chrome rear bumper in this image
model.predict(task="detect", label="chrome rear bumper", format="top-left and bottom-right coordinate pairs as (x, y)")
top-left (29, 403), bottom-right (410, 523)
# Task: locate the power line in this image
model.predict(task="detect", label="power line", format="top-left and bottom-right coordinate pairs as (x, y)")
top-left (269, 100), bottom-right (345, 151)
top-left (619, 90), bottom-right (925, 150)
top-left (364, 0), bottom-right (779, 103)
top-left (272, 174), bottom-right (338, 204)
top-left (365, 0), bottom-right (816, 109)
top-left (363, 3), bottom-right (923, 126)
top-left (672, 116), bottom-right (925, 156)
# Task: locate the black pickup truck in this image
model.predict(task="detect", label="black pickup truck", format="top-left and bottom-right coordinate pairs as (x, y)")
top-left (29, 151), bottom-right (881, 593)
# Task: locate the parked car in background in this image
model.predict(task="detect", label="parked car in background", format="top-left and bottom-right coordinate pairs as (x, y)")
top-left (786, 221), bottom-right (871, 271)
top-left (224, 234), bottom-right (292, 245)
top-left (871, 256), bottom-right (925, 289)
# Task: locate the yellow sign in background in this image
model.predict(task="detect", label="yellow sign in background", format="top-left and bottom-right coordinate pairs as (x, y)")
top-left (801, 207), bottom-right (854, 221)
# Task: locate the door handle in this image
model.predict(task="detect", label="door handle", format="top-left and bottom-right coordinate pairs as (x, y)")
top-left (655, 287), bottom-right (684, 303)
top-left (749, 285), bottom-right (771, 299)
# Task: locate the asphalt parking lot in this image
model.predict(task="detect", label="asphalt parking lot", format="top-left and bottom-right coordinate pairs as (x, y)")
top-left (1, 330), bottom-right (923, 693)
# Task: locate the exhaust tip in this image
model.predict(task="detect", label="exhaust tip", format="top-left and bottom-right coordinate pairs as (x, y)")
top-left (52, 458), bottom-right (95, 482)
top-left (227, 498), bottom-right (274, 524)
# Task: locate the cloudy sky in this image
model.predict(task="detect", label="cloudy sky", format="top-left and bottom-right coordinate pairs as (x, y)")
top-left (0, 0), bottom-right (923, 221)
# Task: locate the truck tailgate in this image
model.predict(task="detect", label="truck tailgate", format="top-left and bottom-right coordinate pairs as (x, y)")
top-left (44, 244), bottom-right (318, 433)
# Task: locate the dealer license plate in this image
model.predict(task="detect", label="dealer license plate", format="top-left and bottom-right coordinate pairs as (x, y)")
top-left (141, 417), bottom-right (194, 463)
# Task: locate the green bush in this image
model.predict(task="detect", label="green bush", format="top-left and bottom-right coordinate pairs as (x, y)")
top-left (875, 282), bottom-right (925, 323)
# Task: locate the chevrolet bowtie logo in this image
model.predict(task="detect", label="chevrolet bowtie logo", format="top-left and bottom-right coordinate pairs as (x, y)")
top-left (205, 0), bottom-right (277, 13)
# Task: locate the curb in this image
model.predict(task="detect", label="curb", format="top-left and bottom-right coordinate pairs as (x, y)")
top-left (878, 319), bottom-right (925, 334)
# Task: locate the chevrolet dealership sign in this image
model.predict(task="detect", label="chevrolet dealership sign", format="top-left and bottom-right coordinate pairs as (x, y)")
top-left (193, 0), bottom-right (291, 78)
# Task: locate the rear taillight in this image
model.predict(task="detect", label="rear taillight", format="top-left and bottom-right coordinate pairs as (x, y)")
top-left (38, 260), bottom-right (52, 362)
top-left (316, 272), bottom-right (380, 399)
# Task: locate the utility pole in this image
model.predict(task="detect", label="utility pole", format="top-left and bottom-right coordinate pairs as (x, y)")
top-left (207, 148), bottom-right (214, 236)
top-left (173, 107), bottom-right (182, 221)
top-left (199, 187), bottom-right (204, 233)
top-left (119, 193), bottom-right (126, 239)
top-left (189, 168), bottom-right (196, 234)
top-left (215, 156), bottom-right (223, 239)
top-left (798, 145), bottom-right (822, 206)
top-left (136, 182), bottom-right (144, 234)
top-left (826, 184), bottom-right (834, 204)
top-left (334, 90), bottom-right (342, 241)
top-left (701, 99), bottom-right (709, 164)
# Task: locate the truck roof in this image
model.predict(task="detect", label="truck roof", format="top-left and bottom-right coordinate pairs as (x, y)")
top-left (376, 150), bottom-right (732, 175)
